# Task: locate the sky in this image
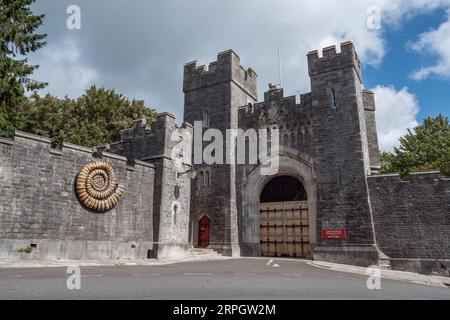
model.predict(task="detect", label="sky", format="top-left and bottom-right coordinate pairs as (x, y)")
top-left (28, 0), bottom-right (450, 152)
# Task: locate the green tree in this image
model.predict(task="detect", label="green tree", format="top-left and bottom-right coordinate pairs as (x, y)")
top-left (17, 85), bottom-right (157, 147)
top-left (0, 0), bottom-right (47, 136)
top-left (16, 92), bottom-right (75, 145)
top-left (380, 114), bottom-right (450, 176)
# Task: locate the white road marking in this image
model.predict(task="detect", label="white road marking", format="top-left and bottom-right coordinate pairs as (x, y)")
top-left (131, 273), bottom-right (160, 276)
top-left (281, 273), bottom-right (303, 276)
top-left (81, 274), bottom-right (102, 277)
top-left (183, 273), bottom-right (212, 276)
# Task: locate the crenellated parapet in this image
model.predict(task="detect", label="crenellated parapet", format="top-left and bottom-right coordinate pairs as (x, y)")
top-left (109, 113), bottom-right (192, 164)
top-left (367, 171), bottom-right (450, 184)
top-left (307, 41), bottom-right (362, 83)
top-left (183, 49), bottom-right (258, 100)
top-left (0, 131), bottom-right (154, 172)
top-left (238, 87), bottom-right (313, 119)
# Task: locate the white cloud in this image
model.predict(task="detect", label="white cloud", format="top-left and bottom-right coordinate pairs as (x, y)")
top-left (372, 86), bottom-right (420, 152)
top-left (377, 0), bottom-right (450, 23)
top-left (28, 0), bottom-right (450, 119)
top-left (31, 38), bottom-right (98, 98)
top-left (410, 9), bottom-right (450, 80)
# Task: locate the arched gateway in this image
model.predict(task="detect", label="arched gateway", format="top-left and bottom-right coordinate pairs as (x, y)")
top-left (240, 151), bottom-right (317, 258)
top-left (260, 176), bottom-right (310, 258)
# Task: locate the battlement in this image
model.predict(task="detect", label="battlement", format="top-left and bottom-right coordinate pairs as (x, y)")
top-left (238, 86), bottom-right (313, 122)
top-left (183, 49), bottom-right (257, 99)
top-left (367, 171), bottom-right (450, 183)
top-left (307, 41), bottom-right (362, 82)
top-left (119, 112), bottom-right (192, 143)
top-left (108, 112), bottom-right (193, 164)
top-left (0, 131), bottom-right (155, 170)
top-left (119, 113), bottom-right (176, 140)
top-left (119, 118), bottom-right (153, 141)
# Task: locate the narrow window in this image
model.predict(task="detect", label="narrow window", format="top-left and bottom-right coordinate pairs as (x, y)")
top-left (206, 171), bottom-right (210, 188)
top-left (331, 89), bottom-right (337, 109)
top-left (203, 111), bottom-right (209, 128)
top-left (291, 133), bottom-right (296, 148)
top-left (173, 204), bottom-right (178, 225)
top-left (199, 171), bottom-right (204, 189)
top-left (202, 171), bottom-right (207, 188)
top-left (338, 165), bottom-right (342, 186)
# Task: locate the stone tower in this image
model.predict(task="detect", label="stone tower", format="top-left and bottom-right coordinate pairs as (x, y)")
top-left (183, 50), bottom-right (257, 256)
top-left (307, 42), bottom-right (379, 265)
top-left (107, 113), bottom-right (194, 260)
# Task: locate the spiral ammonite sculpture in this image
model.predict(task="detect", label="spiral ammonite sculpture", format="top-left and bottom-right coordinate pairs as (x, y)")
top-left (75, 161), bottom-right (125, 212)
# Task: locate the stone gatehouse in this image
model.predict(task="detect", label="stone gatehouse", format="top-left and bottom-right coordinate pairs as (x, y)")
top-left (0, 42), bottom-right (448, 275)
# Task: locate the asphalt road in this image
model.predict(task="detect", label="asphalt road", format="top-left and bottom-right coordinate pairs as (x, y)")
top-left (0, 258), bottom-right (449, 300)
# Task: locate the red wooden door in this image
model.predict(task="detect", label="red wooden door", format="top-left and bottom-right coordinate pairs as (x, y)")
top-left (198, 216), bottom-right (211, 248)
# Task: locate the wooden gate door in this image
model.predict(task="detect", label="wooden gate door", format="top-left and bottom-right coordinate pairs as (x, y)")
top-left (198, 215), bottom-right (211, 248)
top-left (260, 201), bottom-right (310, 257)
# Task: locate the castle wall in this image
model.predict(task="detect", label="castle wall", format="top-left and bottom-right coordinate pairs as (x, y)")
top-left (368, 172), bottom-right (450, 275)
top-left (0, 131), bottom-right (154, 260)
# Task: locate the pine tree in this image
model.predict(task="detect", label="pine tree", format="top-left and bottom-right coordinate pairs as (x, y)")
top-left (0, 0), bottom-right (47, 136)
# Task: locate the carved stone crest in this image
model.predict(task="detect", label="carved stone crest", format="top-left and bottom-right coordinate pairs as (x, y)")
top-left (258, 102), bottom-right (288, 125)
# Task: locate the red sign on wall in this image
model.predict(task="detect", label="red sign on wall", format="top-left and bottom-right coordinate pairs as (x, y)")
top-left (321, 229), bottom-right (347, 239)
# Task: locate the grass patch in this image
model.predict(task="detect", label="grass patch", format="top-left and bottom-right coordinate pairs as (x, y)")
top-left (17, 246), bottom-right (33, 254)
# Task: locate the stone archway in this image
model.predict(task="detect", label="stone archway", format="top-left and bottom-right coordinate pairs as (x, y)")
top-left (240, 148), bottom-right (317, 257)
